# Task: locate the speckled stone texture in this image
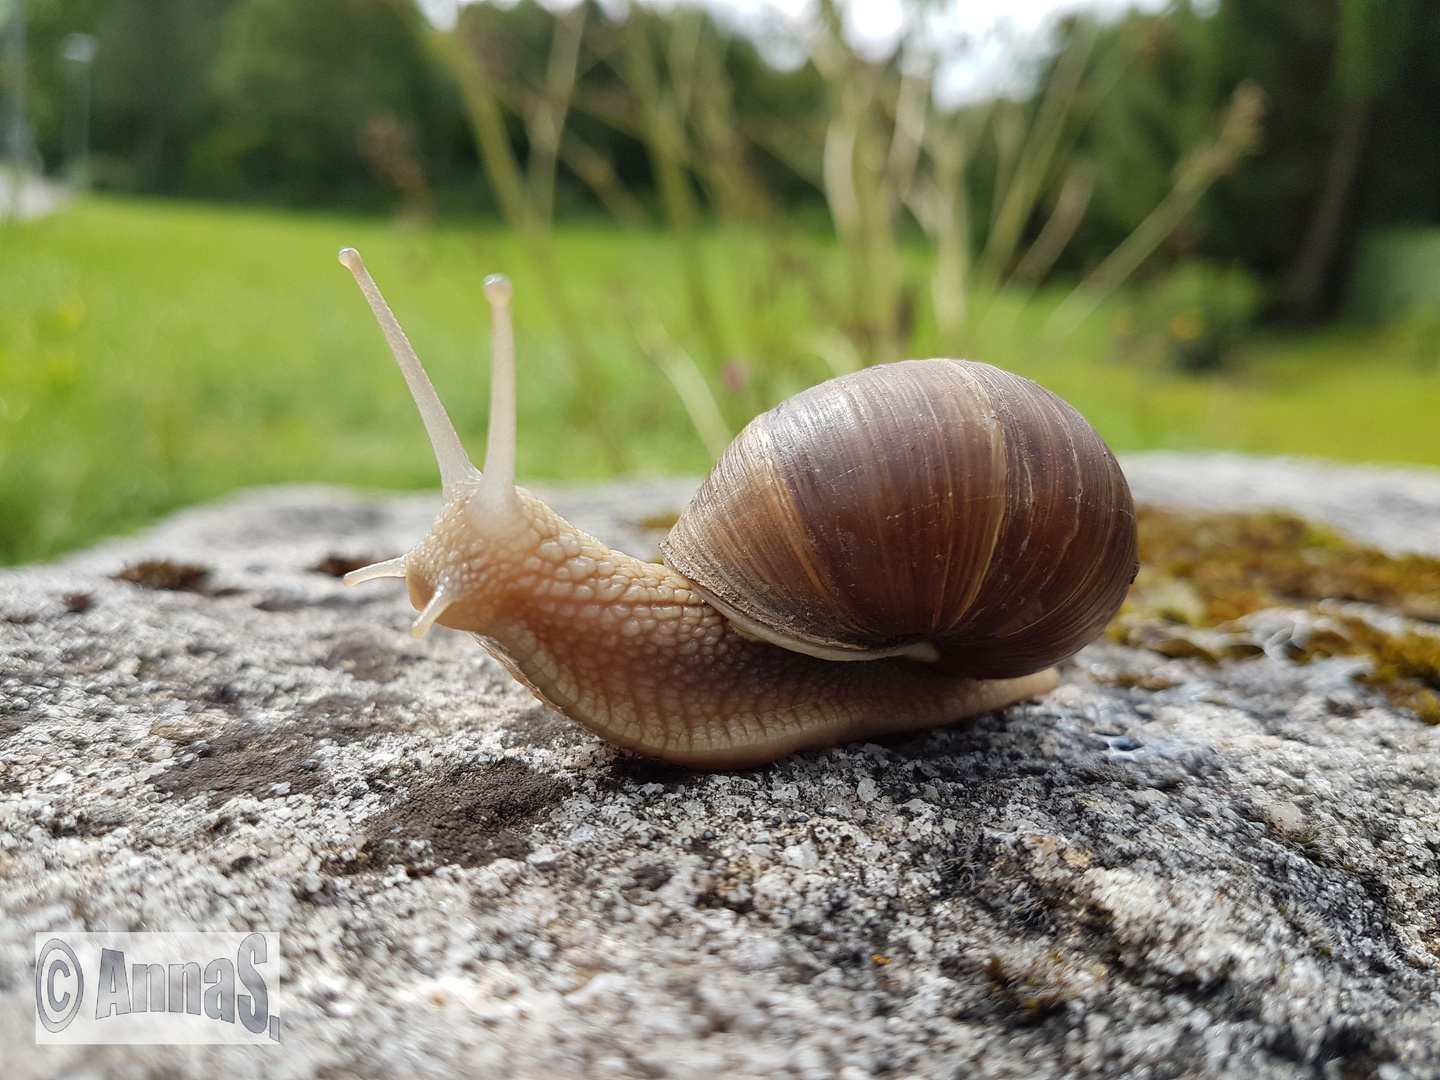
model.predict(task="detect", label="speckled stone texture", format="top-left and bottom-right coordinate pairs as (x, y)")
top-left (2, 455), bottom-right (1439, 1079)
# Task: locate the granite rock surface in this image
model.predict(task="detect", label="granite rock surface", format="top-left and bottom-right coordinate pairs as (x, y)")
top-left (2, 454), bottom-right (1439, 1079)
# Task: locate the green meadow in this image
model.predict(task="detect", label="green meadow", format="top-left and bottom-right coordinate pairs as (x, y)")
top-left (2, 195), bottom-right (1439, 564)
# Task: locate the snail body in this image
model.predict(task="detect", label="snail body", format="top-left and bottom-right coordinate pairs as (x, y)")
top-left (338, 250), bottom-right (1137, 769)
top-left (398, 487), bottom-right (1061, 769)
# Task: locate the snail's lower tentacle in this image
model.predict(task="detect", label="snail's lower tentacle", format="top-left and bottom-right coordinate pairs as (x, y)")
top-left (410, 585), bottom-right (454, 639)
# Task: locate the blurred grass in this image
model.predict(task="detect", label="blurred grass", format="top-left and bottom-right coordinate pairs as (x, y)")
top-left (2, 195), bottom-right (1439, 564)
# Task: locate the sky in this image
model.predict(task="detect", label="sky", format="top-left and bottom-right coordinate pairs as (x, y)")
top-left (418, 0), bottom-right (1179, 105)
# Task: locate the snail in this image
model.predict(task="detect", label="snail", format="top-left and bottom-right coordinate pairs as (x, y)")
top-left (337, 249), bottom-right (1138, 769)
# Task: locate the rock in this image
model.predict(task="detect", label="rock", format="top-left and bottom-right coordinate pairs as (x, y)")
top-left (2, 457), bottom-right (1440, 1078)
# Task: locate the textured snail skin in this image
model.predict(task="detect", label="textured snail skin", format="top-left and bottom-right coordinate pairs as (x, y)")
top-left (404, 488), bottom-right (1058, 770)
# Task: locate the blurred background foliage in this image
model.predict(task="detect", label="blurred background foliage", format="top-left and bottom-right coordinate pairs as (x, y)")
top-left (15, 0), bottom-right (1440, 318)
top-left (3, 0), bottom-right (1440, 561)
top-left (21, 0), bottom-right (481, 207)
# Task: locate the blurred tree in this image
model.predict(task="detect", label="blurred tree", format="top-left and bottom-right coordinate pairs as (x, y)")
top-left (194, 0), bottom-right (472, 207)
top-left (23, 0), bottom-right (230, 190)
top-left (1051, 0), bottom-right (1440, 319)
top-left (97, 0), bottom-right (232, 190)
top-left (1284, 0), bottom-right (1412, 320)
top-left (21, 0), bottom-right (478, 209)
top-left (1212, 0), bottom-right (1440, 319)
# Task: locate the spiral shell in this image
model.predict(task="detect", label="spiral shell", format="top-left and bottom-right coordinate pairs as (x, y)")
top-left (660, 358), bottom-right (1137, 679)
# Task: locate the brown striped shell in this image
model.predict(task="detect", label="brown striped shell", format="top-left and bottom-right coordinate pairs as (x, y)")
top-left (659, 358), bottom-right (1138, 680)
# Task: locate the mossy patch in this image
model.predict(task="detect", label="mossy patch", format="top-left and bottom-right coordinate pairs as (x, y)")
top-left (1110, 507), bottom-right (1440, 723)
top-left (1129, 507), bottom-right (1440, 623)
top-left (1299, 617), bottom-right (1440, 725)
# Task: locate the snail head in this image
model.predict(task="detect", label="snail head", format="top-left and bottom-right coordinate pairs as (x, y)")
top-left (337, 248), bottom-right (531, 640)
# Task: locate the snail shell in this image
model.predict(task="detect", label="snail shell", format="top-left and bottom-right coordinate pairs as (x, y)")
top-left (662, 358), bottom-right (1137, 679)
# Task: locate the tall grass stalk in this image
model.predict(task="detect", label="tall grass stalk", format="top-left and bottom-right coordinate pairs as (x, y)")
top-left (636, 317), bottom-right (733, 461)
top-left (1010, 166), bottom-right (1095, 289)
top-left (527, 4), bottom-right (586, 225)
top-left (623, 7), bottom-right (727, 366)
top-left (978, 19), bottom-right (1098, 286)
top-left (1044, 82), bottom-right (1265, 338)
top-left (814, 0), bottom-right (905, 363)
top-left (437, 24), bottom-right (625, 468)
top-left (906, 111), bottom-right (975, 338)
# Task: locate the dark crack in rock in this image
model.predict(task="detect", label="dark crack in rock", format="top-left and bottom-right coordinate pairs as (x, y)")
top-left (323, 631), bottom-right (425, 684)
top-left (346, 758), bottom-right (571, 874)
top-left (151, 723), bottom-right (329, 804)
